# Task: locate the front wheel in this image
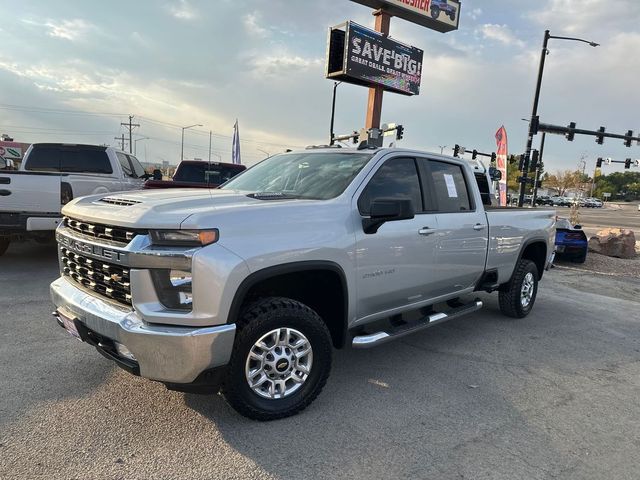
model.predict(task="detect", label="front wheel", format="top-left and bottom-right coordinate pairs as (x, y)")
top-left (0, 238), bottom-right (9, 256)
top-left (499, 259), bottom-right (539, 318)
top-left (222, 297), bottom-right (332, 421)
top-left (431, 7), bottom-right (440, 18)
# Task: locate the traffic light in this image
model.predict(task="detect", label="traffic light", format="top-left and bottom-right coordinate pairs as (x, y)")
top-left (529, 150), bottom-right (540, 171)
top-left (596, 126), bottom-right (606, 145)
top-left (490, 152), bottom-right (497, 164)
top-left (453, 144), bottom-right (461, 157)
top-left (566, 122), bottom-right (576, 141)
top-left (624, 130), bottom-right (633, 148)
top-left (625, 158), bottom-right (631, 169)
top-left (596, 157), bottom-right (603, 168)
top-left (396, 125), bottom-right (404, 141)
top-left (472, 149), bottom-right (478, 160)
top-left (518, 154), bottom-right (529, 172)
top-left (352, 131), bottom-right (359, 144)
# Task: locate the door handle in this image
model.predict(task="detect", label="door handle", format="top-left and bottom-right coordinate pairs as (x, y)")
top-left (0, 189), bottom-right (11, 196)
top-left (419, 227), bottom-right (438, 236)
top-left (473, 223), bottom-right (486, 231)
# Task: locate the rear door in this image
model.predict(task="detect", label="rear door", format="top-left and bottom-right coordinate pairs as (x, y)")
top-left (419, 158), bottom-right (488, 294)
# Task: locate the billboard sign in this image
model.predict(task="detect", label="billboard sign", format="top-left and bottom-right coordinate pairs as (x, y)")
top-left (349, 0), bottom-right (461, 33)
top-left (0, 146), bottom-right (22, 159)
top-left (326, 21), bottom-right (423, 96)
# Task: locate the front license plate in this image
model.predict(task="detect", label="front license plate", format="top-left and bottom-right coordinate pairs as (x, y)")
top-left (58, 310), bottom-right (80, 339)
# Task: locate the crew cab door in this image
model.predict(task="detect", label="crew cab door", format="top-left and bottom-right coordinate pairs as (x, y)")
top-left (420, 158), bottom-right (488, 293)
top-left (116, 153), bottom-right (146, 191)
top-left (354, 156), bottom-right (439, 321)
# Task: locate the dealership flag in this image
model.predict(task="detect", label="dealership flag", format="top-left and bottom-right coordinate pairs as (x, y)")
top-left (495, 126), bottom-right (508, 206)
top-left (232, 119), bottom-right (241, 165)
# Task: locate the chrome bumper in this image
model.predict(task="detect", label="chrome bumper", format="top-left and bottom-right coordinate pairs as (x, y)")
top-left (50, 277), bottom-right (236, 384)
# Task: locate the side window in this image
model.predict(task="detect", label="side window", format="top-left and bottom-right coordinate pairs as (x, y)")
top-left (358, 157), bottom-right (422, 215)
top-left (117, 152), bottom-right (134, 177)
top-left (127, 155), bottom-right (146, 178)
top-left (429, 160), bottom-right (472, 212)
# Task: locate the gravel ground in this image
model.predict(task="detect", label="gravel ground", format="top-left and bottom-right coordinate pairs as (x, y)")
top-left (555, 251), bottom-right (640, 278)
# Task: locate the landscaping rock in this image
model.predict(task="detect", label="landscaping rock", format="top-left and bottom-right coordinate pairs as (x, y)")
top-left (588, 228), bottom-right (636, 259)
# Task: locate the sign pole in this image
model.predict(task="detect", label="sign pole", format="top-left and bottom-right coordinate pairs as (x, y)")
top-left (365, 10), bottom-right (391, 130)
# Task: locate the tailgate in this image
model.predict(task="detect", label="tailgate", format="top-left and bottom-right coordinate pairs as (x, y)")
top-left (0, 172), bottom-right (61, 214)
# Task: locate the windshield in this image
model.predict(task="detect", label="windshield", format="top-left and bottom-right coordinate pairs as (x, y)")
top-left (221, 152), bottom-right (373, 200)
top-left (174, 163), bottom-right (242, 184)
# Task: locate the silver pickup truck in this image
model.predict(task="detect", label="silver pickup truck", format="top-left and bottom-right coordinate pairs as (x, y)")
top-left (50, 147), bottom-right (555, 420)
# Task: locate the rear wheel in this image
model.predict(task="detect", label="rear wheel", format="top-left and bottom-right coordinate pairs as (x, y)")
top-left (499, 259), bottom-right (539, 318)
top-left (222, 297), bottom-right (332, 421)
top-left (572, 251), bottom-right (587, 263)
top-left (0, 238), bottom-right (9, 256)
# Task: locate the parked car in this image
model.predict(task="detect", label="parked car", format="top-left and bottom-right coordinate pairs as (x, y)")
top-left (144, 160), bottom-right (246, 189)
top-left (50, 147), bottom-right (555, 420)
top-left (430, 0), bottom-right (457, 21)
top-left (0, 143), bottom-right (148, 255)
top-left (555, 218), bottom-right (588, 263)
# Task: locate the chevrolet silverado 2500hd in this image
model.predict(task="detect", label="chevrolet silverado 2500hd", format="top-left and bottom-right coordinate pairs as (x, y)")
top-left (50, 148), bottom-right (555, 420)
top-left (0, 143), bottom-right (147, 255)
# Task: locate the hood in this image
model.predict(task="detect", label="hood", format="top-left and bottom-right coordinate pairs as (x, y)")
top-left (61, 188), bottom-right (312, 229)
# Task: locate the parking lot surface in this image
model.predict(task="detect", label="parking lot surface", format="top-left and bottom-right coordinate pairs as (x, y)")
top-left (1, 241), bottom-right (639, 480)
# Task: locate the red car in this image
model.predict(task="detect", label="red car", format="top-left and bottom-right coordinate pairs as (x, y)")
top-left (144, 160), bottom-right (246, 189)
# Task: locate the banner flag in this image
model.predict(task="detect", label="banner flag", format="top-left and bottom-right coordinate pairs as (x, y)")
top-left (495, 126), bottom-right (508, 206)
top-left (232, 119), bottom-right (241, 165)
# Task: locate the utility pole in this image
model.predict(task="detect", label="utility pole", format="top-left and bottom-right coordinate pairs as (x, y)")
top-left (208, 130), bottom-right (212, 162)
top-left (365, 10), bottom-right (391, 131)
top-left (114, 134), bottom-right (126, 151)
top-left (120, 115), bottom-right (140, 154)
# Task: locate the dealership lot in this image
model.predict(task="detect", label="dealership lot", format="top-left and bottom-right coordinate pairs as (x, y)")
top-left (1, 238), bottom-right (639, 480)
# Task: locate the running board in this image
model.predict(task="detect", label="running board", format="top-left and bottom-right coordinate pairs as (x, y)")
top-left (352, 299), bottom-right (483, 349)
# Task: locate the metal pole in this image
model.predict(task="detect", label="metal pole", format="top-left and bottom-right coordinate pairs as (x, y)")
top-left (181, 127), bottom-right (185, 161)
top-left (519, 30), bottom-right (550, 207)
top-left (590, 162), bottom-right (598, 197)
top-left (531, 132), bottom-right (546, 206)
top-left (329, 82), bottom-right (341, 145)
top-left (208, 130), bottom-right (212, 162)
top-left (128, 116), bottom-right (133, 154)
top-left (365, 10), bottom-right (391, 130)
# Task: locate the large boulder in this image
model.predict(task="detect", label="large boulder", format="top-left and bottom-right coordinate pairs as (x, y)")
top-left (588, 228), bottom-right (636, 259)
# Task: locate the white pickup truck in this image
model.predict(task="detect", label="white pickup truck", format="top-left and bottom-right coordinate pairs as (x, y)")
top-left (0, 143), bottom-right (147, 255)
top-left (50, 147), bottom-right (555, 420)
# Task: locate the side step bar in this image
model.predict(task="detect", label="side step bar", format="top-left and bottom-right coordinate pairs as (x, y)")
top-left (352, 299), bottom-right (483, 349)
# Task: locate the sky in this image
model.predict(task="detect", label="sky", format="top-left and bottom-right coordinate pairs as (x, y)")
top-left (0, 0), bottom-right (639, 174)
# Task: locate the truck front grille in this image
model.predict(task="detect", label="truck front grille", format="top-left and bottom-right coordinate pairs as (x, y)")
top-left (64, 216), bottom-right (146, 244)
top-left (60, 247), bottom-right (132, 306)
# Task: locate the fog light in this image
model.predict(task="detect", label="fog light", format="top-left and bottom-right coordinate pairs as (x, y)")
top-left (151, 269), bottom-right (193, 311)
top-left (114, 342), bottom-right (137, 361)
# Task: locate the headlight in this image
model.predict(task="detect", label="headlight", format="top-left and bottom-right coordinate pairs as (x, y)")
top-left (150, 229), bottom-right (218, 247)
top-left (151, 269), bottom-right (193, 310)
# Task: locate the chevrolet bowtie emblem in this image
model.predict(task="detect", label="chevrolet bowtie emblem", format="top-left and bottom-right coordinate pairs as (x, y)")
top-left (110, 273), bottom-right (123, 282)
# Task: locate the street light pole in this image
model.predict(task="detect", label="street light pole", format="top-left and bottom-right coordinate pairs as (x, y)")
top-left (329, 81), bottom-right (341, 145)
top-left (531, 132), bottom-right (546, 205)
top-left (518, 30), bottom-right (599, 207)
top-left (439, 145), bottom-right (447, 155)
top-left (181, 124), bottom-right (203, 161)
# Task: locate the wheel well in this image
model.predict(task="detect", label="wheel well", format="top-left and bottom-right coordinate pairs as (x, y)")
top-left (234, 268), bottom-right (348, 349)
top-left (521, 241), bottom-right (547, 279)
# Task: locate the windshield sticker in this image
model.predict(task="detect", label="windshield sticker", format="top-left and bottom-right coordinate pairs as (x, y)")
top-left (444, 174), bottom-right (458, 198)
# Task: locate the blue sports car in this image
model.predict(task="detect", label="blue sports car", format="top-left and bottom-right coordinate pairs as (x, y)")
top-left (555, 218), bottom-right (588, 263)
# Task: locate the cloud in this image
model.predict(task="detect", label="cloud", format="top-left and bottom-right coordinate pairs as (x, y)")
top-left (248, 52), bottom-right (323, 77)
top-left (166, 0), bottom-right (196, 20)
top-left (478, 24), bottom-right (525, 48)
top-left (22, 18), bottom-right (95, 41)
top-left (468, 8), bottom-right (482, 20)
top-left (243, 12), bottom-right (269, 38)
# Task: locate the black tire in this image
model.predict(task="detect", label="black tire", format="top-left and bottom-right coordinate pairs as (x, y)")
top-left (448, 12), bottom-right (455, 20)
top-left (222, 297), bottom-right (332, 421)
top-left (499, 259), bottom-right (539, 318)
top-left (431, 7), bottom-right (440, 18)
top-left (0, 238), bottom-right (9, 256)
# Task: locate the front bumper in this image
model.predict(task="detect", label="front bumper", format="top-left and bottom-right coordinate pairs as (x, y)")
top-left (50, 276), bottom-right (236, 384)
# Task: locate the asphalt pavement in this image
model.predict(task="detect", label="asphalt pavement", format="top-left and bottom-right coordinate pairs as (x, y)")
top-left (1, 241), bottom-right (639, 480)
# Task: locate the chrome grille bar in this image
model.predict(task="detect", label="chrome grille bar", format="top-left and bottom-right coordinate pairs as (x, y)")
top-left (64, 216), bottom-right (146, 244)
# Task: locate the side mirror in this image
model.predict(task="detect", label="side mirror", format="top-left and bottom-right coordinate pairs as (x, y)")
top-left (152, 169), bottom-right (163, 180)
top-left (488, 167), bottom-right (502, 182)
top-left (573, 224), bottom-right (582, 230)
top-left (362, 198), bottom-right (415, 234)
